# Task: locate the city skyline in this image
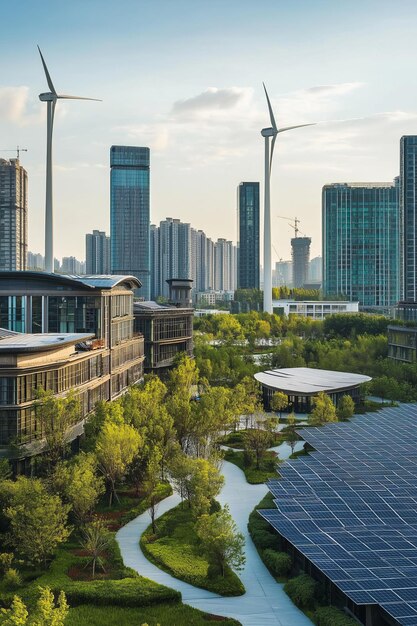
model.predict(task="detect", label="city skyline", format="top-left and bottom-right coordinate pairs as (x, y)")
top-left (2, 1), bottom-right (417, 260)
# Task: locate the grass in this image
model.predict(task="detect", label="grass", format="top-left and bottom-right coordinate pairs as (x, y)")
top-left (140, 503), bottom-right (245, 596)
top-left (223, 449), bottom-right (279, 484)
top-left (66, 603), bottom-right (241, 625)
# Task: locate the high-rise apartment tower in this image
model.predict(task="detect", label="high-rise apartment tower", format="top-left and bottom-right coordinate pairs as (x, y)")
top-left (86, 230), bottom-right (110, 274)
top-left (291, 236), bottom-right (311, 288)
top-left (0, 159), bottom-right (27, 271)
top-left (110, 146), bottom-right (150, 298)
top-left (237, 182), bottom-right (260, 289)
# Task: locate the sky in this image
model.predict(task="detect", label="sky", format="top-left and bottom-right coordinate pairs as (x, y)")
top-left (2, 0), bottom-right (417, 262)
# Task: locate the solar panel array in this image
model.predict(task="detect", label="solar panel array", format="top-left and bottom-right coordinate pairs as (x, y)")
top-left (260, 406), bottom-right (417, 626)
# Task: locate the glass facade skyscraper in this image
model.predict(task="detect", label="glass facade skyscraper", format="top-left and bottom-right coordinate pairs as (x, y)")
top-left (322, 181), bottom-right (400, 309)
top-left (237, 182), bottom-right (260, 289)
top-left (110, 146), bottom-right (150, 299)
top-left (400, 136), bottom-right (417, 302)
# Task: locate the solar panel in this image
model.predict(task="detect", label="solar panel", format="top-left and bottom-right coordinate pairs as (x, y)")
top-left (259, 404), bottom-right (417, 624)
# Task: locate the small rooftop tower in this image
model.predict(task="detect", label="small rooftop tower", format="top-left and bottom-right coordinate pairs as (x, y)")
top-left (167, 278), bottom-right (193, 308)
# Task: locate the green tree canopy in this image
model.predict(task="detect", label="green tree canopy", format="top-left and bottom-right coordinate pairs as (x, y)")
top-left (308, 392), bottom-right (337, 426)
top-left (196, 505), bottom-right (245, 577)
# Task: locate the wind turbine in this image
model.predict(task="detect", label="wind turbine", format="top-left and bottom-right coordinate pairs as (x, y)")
top-left (38, 46), bottom-right (100, 273)
top-left (261, 83), bottom-right (315, 314)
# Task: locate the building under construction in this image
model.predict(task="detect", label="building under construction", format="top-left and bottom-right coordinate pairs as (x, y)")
top-left (291, 236), bottom-right (311, 288)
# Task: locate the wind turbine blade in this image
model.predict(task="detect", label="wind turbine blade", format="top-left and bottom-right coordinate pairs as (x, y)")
top-left (270, 134), bottom-right (277, 172)
top-left (57, 94), bottom-right (102, 101)
top-left (263, 82), bottom-right (277, 130)
top-left (37, 46), bottom-right (57, 95)
top-left (278, 123), bottom-right (316, 133)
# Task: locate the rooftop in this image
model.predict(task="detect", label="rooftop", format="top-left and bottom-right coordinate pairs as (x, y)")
top-left (134, 301), bottom-right (193, 312)
top-left (0, 272), bottom-right (141, 291)
top-left (0, 329), bottom-right (95, 353)
top-left (254, 367), bottom-right (371, 395)
top-left (261, 405), bottom-right (417, 625)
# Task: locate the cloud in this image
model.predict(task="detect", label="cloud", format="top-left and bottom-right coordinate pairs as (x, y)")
top-left (171, 87), bottom-right (252, 118)
top-left (0, 86), bottom-right (43, 126)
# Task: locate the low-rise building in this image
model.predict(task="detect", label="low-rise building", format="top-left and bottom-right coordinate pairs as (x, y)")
top-left (272, 300), bottom-right (359, 319)
top-left (0, 272), bottom-right (145, 463)
top-left (388, 325), bottom-right (417, 363)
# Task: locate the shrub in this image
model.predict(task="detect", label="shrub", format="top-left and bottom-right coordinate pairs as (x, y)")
top-left (263, 549), bottom-right (291, 576)
top-left (3, 567), bottom-right (22, 590)
top-left (315, 606), bottom-right (358, 626)
top-left (284, 574), bottom-right (317, 608)
top-left (250, 529), bottom-right (279, 550)
top-left (61, 577), bottom-right (180, 607)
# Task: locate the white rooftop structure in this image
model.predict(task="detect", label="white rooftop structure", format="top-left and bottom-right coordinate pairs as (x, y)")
top-left (272, 300), bottom-right (359, 319)
top-left (255, 367), bottom-right (371, 396)
top-left (0, 328), bottom-right (94, 352)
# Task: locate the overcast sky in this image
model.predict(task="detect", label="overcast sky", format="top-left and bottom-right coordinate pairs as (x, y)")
top-left (2, 0), bottom-right (417, 261)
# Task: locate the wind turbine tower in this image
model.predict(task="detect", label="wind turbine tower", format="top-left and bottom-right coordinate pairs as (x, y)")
top-left (261, 84), bottom-right (315, 313)
top-left (38, 46), bottom-right (100, 273)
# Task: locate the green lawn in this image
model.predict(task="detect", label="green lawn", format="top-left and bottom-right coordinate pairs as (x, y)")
top-left (140, 503), bottom-right (245, 596)
top-left (223, 449), bottom-right (279, 484)
top-left (66, 603), bottom-right (241, 625)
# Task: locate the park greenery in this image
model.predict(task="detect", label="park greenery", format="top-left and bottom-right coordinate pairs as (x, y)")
top-left (194, 310), bottom-right (417, 402)
top-left (0, 356), bottom-right (257, 624)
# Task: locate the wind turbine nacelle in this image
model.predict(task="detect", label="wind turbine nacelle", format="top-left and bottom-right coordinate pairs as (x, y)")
top-left (261, 127), bottom-right (276, 138)
top-left (39, 92), bottom-right (55, 102)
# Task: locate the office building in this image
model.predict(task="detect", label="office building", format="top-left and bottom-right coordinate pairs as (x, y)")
top-left (150, 224), bottom-right (160, 300)
top-left (272, 299), bottom-right (358, 319)
top-left (237, 182), bottom-right (260, 289)
top-left (322, 181), bottom-right (400, 310)
top-left (291, 236), bottom-right (311, 288)
top-left (134, 279), bottom-right (193, 372)
top-left (86, 230), bottom-right (110, 275)
top-left (0, 272), bottom-right (145, 463)
top-left (0, 158), bottom-right (28, 271)
top-left (110, 146), bottom-right (150, 299)
top-left (400, 136), bottom-right (417, 301)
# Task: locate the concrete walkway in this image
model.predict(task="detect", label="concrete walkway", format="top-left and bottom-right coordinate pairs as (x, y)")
top-left (116, 460), bottom-right (312, 626)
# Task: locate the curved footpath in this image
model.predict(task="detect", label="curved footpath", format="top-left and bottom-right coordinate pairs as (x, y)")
top-left (117, 459), bottom-right (312, 626)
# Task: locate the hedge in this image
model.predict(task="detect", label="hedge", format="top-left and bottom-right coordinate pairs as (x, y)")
top-left (61, 577), bottom-right (180, 607)
top-left (314, 606), bottom-right (358, 626)
top-left (284, 574), bottom-right (317, 609)
top-left (262, 549), bottom-right (291, 576)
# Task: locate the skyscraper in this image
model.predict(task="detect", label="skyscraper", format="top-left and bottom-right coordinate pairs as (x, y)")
top-left (0, 158), bottom-right (27, 271)
top-left (150, 224), bottom-right (160, 300)
top-left (323, 181), bottom-right (400, 309)
top-left (110, 146), bottom-right (150, 298)
top-left (237, 182), bottom-right (260, 289)
top-left (85, 230), bottom-right (110, 274)
top-left (400, 136), bottom-right (417, 301)
top-left (214, 238), bottom-right (237, 291)
top-left (291, 236), bottom-right (311, 288)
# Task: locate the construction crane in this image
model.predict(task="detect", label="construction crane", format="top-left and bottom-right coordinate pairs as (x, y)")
top-left (277, 215), bottom-right (302, 238)
top-left (0, 146), bottom-right (28, 159)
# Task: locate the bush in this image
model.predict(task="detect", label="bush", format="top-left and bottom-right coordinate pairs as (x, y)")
top-left (250, 529), bottom-right (279, 550)
top-left (315, 606), bottom-right (358, 626)
top-left (121, 483), bottom-right (172, 525)
top-left (3, 567), bottom-right (22, 590)
top-left (263, 549), bottom-right (291, 576)
top-left (284, 574), bottom-right (317, 608)
top-left (61, 577), bottom-right (180, 607)
top-left (0, 553), bottom-right (13, 575)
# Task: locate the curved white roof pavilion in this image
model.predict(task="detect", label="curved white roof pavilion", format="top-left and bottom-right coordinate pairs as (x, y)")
top-left (254, 367), bottom-right (371, 396)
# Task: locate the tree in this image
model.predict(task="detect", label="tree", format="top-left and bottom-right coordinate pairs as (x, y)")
top-left (143, 449), bottom-right (163, 534)
top-left (285, 411), bottom-right (298, 455)
top-left (35, 389), bottom-right (80, 465)
top-left (0, 594), bottom-right (28, 625)
top-left (6, 478), bottom-right (70, 567)
top-left (308, 392), bottom-right (337, 426)
top-left (336, 395), bottom-right (355, 420)
top-left (166, 356), bottom-right (199, 451)
top-left (81, 518), bottom-right (111, 579)
top-left (0, 460), bottom-right (12, 482)
top-left (169, 454), bottom-right (224, 517)
top-left (95, 419), bottom-right (141, 506)
top-left (244, 416), bottom-right (274, 469)
top-left (51, 453), bottom-right (105, 525)
top-left (271, 391), bottom-right (288, 417)
top-left (196, 505), bottom-right (245, 577)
